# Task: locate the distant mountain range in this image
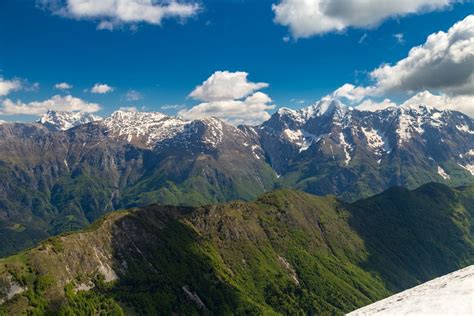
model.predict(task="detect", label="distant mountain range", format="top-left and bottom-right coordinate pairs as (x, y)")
top-left (0, 183), bottom-right (472, 314)
top-left (0, 100), bottom-right (472, 256)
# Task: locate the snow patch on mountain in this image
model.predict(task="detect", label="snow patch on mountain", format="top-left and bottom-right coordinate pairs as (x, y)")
top-left (396, 110), bottom-right (424, 144)
top-left (282, 128), bottom-right (318, 152)
top-left (347, 265), bottom-right (474, 316)
top-left (437, 166), bottom-right (450, 180)
top-left (38, 110), bottom-right (102, 130)
top-left (339, 132), bottom-right (352, 166)
top-left (201, 118), bottom-right (224, 147)
top-left (459, 164), bottom-right (474, 175)
top-left (251, 144), bottom-right (262, 159)
top-left (302, 98), bottom-right (347, 120)
top-left (103, 110), bottom-right (188, 147)
top-left (361, 127), bottom-right (390, 156)
top-left (276, 98), bottom-right (346, 126)
top-left (457, 124), bottom-right (474, 134)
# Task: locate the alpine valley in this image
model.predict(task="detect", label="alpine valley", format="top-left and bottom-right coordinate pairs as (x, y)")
top-left (0, 99), bottom-right (473, 257)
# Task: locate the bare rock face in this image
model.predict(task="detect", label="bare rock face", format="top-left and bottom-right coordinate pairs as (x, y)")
top-left (257, 100), bottom-right (474, 200)
top-left (0, 103), bottom-right (472, 256)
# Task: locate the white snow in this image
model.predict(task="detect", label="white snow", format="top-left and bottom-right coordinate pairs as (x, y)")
top-left (103, 110), bottom-right (188, 148)
top-left (459, 164), bottom-right (474, 176)
top-left (251, 144), bottom-right (262, 160)
top-left (361, 127), bottom-right (391, 156)
top-left (38, 110), bottom-right (102, 130)
top-left (339, 132), bottom-right (353, 165)
top-left (347, 265), bottom-right (474, 316)
top-left (456, 124), bottom-right (474, 134)
top-left (437, 166), bottom-right (450, 180)
top-left (201, 118), bottom-right (224, 147)
top-left (302, 98), bottom-right (346, 120)
top-left (396, 108), bottom-right (425, 144)
top-left (282, 128), bottom-right (319, 153)
top-left (277, 98), bottom-right (346, 126)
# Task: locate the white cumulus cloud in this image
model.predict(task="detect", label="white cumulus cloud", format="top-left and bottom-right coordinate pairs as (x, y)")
top-left (401, 91), bottom-right (474, 117)
top-left (90, 83), bottom-right (114, 94)
top-left (355, 98), bottom-right (398, 112)
top-left (180, 91), bottom-right (275, 126)
top-left (55, 82), bottom-right (73, 90)
top-left (39, 0), bottom-right (201, 30)
top-left (180, 71), bottom-right (274, 125)
top-left (326, 16), bottom-right (474, 117)
top-left (0, 78), bottom-right (22, 97)
top-left (0, 95), bottom-right (100, 116)
top-left (273, 0), bottom-right (457, 38)
top-left (189, 71), bottom-right (269, 102)
top-left (369, 15), bottom-right (474, 96)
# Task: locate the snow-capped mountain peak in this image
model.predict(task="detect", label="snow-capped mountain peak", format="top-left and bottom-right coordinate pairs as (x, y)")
top-left (103, 110), bottom-right (188, 147)
top-left (302, 98), bottom-right (346, 119)
top-left (38, 110), bottom-right (102, 130)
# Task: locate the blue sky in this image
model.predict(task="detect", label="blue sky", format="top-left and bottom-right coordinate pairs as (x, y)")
top-left (0, 0), bottom-right (473, 123)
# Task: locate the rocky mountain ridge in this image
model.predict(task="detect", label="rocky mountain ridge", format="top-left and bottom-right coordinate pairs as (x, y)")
top-left (0, 101), bottom-right (472, 256)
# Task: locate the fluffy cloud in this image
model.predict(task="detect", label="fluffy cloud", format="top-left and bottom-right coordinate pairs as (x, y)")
top-left (55, 82), bottom-right (73, 90)
top-left (180, 71), bottom-right (274, 125)
top-left (0, 95), bottom-right (100, 116)
top-left (354, 98), bottom-right (398, 112)
top-left (352, 91), bottom-right (474, 117)
top-left (90, 83), bottom-right (114, 94)
top-left (331, 83), bottom-right (372, 102)
top-left (326, 16), bottom-right (474, 117)
top-left (401, 91), bottom-right (474, 116)
top-left (189, 71), bottom-right (269, 102)
top-left (369, 15), bottom-right (474, 96)
top-left (39, 0), bottom-right (201, 30)
top-left (273, 0), bottom-right (456, 38)
top-left (0, 78), bottom-right (22, 97)
top-left (126, 89), bottom-right (142, 101)
top-left (179, 91), bottom-right (275, 126)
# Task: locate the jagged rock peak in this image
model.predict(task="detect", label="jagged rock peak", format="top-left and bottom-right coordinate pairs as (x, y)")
top-left (38, 109), bottom-right (102, 130)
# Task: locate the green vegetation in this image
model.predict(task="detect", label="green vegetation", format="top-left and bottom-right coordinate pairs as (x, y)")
top-left (0, 183), bottom-right (472, 315)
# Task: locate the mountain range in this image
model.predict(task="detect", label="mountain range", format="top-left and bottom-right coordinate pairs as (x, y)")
top-left (0, 182), bottom-right (472, 314)
top-left (0, 100), bottom-right (472, 256)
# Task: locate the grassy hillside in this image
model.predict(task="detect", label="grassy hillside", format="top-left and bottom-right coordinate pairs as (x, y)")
top-left (0, 183), bottom-right (472, 315)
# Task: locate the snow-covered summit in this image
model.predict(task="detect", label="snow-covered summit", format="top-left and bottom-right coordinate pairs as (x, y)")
top-left (103, 110), bottom-right (189, 147)
top-left (347, 265), bottom-right (474, 316)
top-left (38, 110), bottom-right (102, 131)
top-left (277, 98), bottom-right (347, 124)
top-left (301, 98), bottom-right (347, 119)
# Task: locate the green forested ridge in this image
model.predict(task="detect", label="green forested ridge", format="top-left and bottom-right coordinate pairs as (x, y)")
top-left (0, 182), bottom-right (472, 315)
